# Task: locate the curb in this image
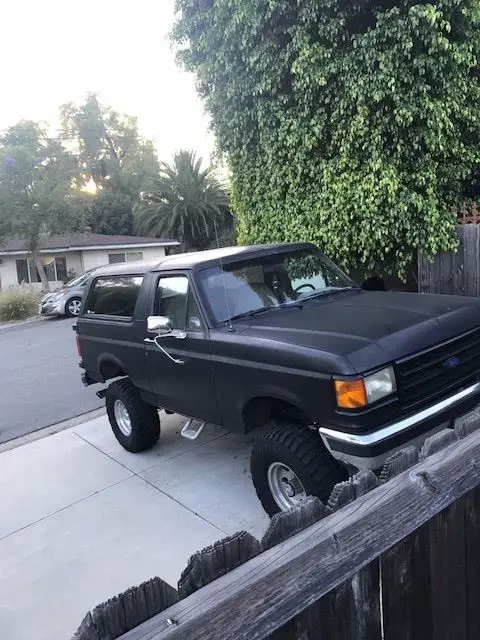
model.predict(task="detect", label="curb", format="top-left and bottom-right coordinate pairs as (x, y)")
top-left (0, 408), bottom-right (106, 454)
top-left (0, 315), bottom-right (45, 332)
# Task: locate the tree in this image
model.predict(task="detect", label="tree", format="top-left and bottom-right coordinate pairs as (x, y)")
top-left (60, 94), bottom-right (160, 240)
top-left (68, 191), bottom-right (135, 236)
top-left (60, 94), bottom-right (159, 197)
top-left (0, 121), bottom-right (77, 290)
top-left (172, 0), bottom-right (480, 277)
top-left (134, 149), bottom-right (231, 250)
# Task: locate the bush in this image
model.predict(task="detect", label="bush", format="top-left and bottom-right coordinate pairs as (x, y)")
top-left (173, 0), bottom-right (480, 278)
top-left (0, 288), bottom-right (40, 321)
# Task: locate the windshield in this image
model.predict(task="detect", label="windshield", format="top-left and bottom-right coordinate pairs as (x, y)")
top-left (198, 247), bottom-right (354, 324)
top-left (66, 272), bottom-right (90, 287)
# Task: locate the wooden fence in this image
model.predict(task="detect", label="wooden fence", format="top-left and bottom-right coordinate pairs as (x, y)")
top-left (418, 225), bottom-right (480, 296)
top-left (72, 416), bottom-right (480, 640)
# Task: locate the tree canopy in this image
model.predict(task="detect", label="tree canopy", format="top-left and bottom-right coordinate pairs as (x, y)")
top-left (135, 149), bottom-right (231, 250)
top-left (60, 94), bottom-right (160, 236)
top-left (0, 96), bottom-right (163, 289)
top-left (61, 94), bottom-right (159, 197)
top-left (0, 121), bottom-right (77, 288)
top-left (173, 0), bottom-right (480, 276)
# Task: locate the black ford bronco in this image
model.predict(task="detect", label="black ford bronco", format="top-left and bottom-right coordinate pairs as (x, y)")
top-left (76, 243), bottom-right (480, 515)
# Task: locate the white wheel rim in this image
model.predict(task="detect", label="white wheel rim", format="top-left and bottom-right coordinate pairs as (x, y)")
top-left (68, 299), bottom-right (81, 316)
top-left (114, 399), bottom-right (132, 437)
top-left (267, 462), bottom-right (307, 511)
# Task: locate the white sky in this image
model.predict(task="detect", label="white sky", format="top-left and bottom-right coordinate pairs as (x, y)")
top-left (0, 0), bottom-right (214, 162)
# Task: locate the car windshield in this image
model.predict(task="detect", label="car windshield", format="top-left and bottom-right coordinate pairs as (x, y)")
top-left (67, 272), bottom-right (90, 287)
top-left (198, 247), bottom-right (355, 324)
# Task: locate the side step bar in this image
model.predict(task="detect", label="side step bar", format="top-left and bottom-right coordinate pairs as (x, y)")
top-left (181, 418), bottom-right (206, 440)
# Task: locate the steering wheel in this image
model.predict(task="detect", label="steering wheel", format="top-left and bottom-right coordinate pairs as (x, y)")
top-left (293, 283), bottom-right (316, 297)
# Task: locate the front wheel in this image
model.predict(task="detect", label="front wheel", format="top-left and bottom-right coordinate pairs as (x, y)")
top-left (65, 297), bottom-right (82, 317)
top-left (106, 379), bottom-right (160, 452)
top-left (250, 424), bottom-right (347, 516)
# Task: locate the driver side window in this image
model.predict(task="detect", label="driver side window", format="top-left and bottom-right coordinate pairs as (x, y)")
top-left (155, 276), bottom-right (202, 331)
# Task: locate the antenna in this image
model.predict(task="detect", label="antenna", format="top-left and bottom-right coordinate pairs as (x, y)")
top-left (213, 217), bottom-right (234, 332)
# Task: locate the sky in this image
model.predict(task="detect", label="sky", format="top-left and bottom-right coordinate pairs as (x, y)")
top-left (0, 0), bottom-right (214, 162)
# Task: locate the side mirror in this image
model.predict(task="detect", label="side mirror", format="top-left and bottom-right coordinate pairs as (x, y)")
top-left (147, 315), bottom-right (172, 335)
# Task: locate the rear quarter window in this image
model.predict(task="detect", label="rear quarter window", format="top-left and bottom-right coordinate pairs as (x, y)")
top-left (85, 275), bottom-right (144, 318)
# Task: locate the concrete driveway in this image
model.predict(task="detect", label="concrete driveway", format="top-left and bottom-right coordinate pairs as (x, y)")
top-left (0, 412), bottom-right (269, 640)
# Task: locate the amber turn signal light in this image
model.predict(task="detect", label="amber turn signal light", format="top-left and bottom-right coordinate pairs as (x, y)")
top-left (334, 379), bottom-right (367, 409)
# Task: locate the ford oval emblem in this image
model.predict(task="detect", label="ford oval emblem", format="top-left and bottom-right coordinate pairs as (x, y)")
top-left (443, 356), bottom-right (461, 369)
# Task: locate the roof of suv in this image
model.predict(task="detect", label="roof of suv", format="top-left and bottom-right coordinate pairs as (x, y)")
top-left (92, 243), bottom-right (316, 277)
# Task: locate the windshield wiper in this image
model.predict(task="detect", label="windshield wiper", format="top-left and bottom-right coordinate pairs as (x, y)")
top-left (227, 300), bottom-right (305, 323)
top-left (228, 306), bottom-right (278, 323)
top-left (278, 300), bottom-right (304, 309)
top-left (300, 286), bottom-right (358, 301)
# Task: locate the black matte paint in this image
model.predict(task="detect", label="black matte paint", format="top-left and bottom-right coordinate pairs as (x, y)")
top-left (76, 243), bottom-right (480, 448)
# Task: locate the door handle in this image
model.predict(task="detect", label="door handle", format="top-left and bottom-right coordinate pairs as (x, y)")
top-left (144, 335), bottom-right (184, 365)
top-left (172, 331), bottom-right (187, 339)
top-left (144, 331), bottom-right (186, 342)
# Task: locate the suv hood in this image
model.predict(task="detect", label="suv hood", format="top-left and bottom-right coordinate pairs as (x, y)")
top-left (242, 290), bottom-right (480, 373)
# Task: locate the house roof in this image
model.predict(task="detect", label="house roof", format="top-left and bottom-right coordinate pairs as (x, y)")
top-left (0, 233), bottom-right (179, 255)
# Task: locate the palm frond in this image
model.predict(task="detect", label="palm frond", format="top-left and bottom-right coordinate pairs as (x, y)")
top-left (134, 149), bottom-right (231, 250)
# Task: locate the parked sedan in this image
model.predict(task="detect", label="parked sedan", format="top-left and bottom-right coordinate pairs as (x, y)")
top-left (39, 268), bottom-right (100, 318)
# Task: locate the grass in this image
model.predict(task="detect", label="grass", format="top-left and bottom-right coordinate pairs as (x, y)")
top-left (0, 288), bottom-right (41, 322)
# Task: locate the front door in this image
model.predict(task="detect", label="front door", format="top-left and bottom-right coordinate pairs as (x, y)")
top-left (145, 273), bottom-right (220, 424)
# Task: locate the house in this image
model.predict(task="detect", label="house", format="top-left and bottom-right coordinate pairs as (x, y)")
top-left (0, 231), bottom-right (179, 289)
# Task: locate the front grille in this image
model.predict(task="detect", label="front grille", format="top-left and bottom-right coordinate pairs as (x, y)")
top-left (396, 327), bottom-right (480, 409)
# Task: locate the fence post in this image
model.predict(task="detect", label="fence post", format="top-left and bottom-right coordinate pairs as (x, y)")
top-left (178, 531), bottom-right (262, 600)
top-left (71, 578), bottom-right (179, 640)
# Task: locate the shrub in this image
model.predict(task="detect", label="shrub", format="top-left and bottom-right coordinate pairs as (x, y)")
top-left (0, 288), bottom-right (40, 321)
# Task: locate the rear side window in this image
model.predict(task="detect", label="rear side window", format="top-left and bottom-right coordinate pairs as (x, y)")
top-left (85, 276), bottom-right (143, 317)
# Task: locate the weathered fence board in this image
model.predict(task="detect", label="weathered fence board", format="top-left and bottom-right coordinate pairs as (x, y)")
top-left (428, 499), bottom-right (467, 640)
top-left (465, 486), bottom-right (480, 640)
top-left (381, 525), bottom-right (432, 640)
top-left (116, 428), bottom-right (480, 640)
top-left (419, 225), bottom-right (480, 296)
top-left (302, 563), bottom-right (381, 640)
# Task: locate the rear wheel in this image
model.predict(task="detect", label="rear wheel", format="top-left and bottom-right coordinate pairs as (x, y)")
top-left (65, 297), bottom-right (82, 317)
top-left (250, 424), bottom-right (347, 516)
top-left (106, 379), bottom-right (160, 452)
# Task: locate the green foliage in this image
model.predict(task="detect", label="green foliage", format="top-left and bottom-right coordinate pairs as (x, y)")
top-left (69, 191), bottom-right (135, 236)
top-left (0, 121), bottom-right (78, 288)
top-left (134, 149), bottom-right (232, 250)
top-left (59, 93), bottom-right (162, 240)
top-left (0, 95), bottom-right (162, 290)
top-left (0, 288), bottom-right (40, 321)
top-left (173, 0), bottom-right (480, 277)
top-left (60, 94), bottom-right (159, 197)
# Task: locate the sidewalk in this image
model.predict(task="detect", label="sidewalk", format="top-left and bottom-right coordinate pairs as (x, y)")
top-left (0, 413), bottom-right (269, 640)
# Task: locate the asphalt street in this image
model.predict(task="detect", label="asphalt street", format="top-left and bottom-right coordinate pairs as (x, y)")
top-left (0, 318), bottom-right (104, 443)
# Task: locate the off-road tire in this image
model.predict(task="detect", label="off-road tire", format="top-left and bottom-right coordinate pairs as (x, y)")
top-left (106, 379), bottom-right (160, 452)
top-left (250, 424), bottom-right (347, 516)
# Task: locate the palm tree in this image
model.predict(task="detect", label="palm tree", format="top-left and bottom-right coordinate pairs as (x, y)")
top-left (134, 150), bottom-right (231, 251)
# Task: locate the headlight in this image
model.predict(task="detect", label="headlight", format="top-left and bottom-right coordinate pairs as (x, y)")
top-left (335, 366), bottom-right (396, 409)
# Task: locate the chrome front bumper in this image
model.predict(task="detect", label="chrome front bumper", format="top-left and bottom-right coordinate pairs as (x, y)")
top-left (319, 382), bottom-right (480, 470)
